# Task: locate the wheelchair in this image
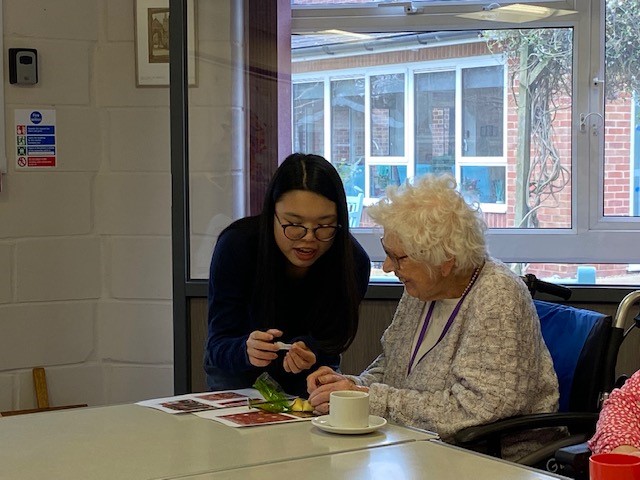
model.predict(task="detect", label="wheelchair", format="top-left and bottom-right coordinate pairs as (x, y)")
top-left (453, 274), bottom-right (640, 479)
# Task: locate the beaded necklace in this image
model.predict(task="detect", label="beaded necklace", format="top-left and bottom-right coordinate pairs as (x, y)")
top-left (407, 264), bottom-right (483, 376)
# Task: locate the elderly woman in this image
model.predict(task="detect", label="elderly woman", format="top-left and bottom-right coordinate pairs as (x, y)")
top-left (307, 174), bottom-right (559, 460)
top-left (589, 369), bottom-right (640, 455)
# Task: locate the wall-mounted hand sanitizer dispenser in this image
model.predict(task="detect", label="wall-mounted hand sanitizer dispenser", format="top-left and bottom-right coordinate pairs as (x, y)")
top-left (9, 48), bottom-right (38, 85)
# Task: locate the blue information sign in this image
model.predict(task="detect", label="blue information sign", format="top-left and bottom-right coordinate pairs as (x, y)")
top-left (30, 111), bottom-right (42, 124)
top-left (27, 146), bottom-right (56, 155)
top-left (27, 126), bottom-right (54, 135)
top-left (27, 135), bottom-right (55, 146)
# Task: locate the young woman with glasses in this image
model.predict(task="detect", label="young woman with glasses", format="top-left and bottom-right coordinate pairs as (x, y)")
top-left (204, 153), bottom-right (370, 397)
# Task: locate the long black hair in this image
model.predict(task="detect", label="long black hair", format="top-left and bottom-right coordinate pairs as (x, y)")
top-left (255, 153), bottom-right (361, 355)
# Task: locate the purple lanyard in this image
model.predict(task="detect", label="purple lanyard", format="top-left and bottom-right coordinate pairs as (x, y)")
top-left (407, 267), bottom-right (481, 375)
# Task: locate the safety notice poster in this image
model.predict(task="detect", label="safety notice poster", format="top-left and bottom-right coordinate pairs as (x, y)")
top-left (15, 109), bottom-right (56, 169)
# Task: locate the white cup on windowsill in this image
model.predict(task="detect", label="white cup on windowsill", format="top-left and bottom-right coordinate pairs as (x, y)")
top-left (329, 390), bottom-right (370, 428)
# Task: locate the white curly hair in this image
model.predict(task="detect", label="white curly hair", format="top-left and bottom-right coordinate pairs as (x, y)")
top-left (368, 174), bottom-right (487, 275)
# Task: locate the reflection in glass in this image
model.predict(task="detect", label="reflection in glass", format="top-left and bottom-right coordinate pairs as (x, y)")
top-left (604, 0), bottom-right (640, 217)
top-left (371, 261), bottom-right (640, 287)
top-left (462, 65), bottom-right (503, 157)
top-left (370, 74), bottom-right (405, 157)
top-left (369, 165), bottom-right (406, 197)
top-left (460, 166), bottom-right (506, 204)
top-left (415, 71), bottom-right (455, 177)
top-left (293, 82), bottom-right (324, 155)
top-left (332, 78), bottom-right (365, 195)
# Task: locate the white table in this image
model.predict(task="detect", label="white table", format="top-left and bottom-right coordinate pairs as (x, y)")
top-left (0, 404), bottom-right (436, 480)
top-left (173, 440), bottom-right (569, 480)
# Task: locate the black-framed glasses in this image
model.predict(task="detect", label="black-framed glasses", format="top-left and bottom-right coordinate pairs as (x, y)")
top-left (380, 237), bottom-right (409, 270)
top-left (275, 213), bottom-right (341, 242)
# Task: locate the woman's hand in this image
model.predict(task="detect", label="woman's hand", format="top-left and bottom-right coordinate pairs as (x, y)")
top-left (283, 342), bottom-right (316, 374)
top-left (246, 329), bottom-right (282, 367)
top-left (611, 445), bottom-right (640, 456)
top-left (306, 366), bottom-right (367, 415)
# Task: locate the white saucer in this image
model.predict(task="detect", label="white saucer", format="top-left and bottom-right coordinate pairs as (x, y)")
top-left (311, 415), bottom-right (387, 435)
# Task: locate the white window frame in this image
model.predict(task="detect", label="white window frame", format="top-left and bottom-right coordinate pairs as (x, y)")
top-left (293, 1), bottom-right (640, 266)
top-left (454, 57), bottom-right (508, 213)
top-left (293, 56), bottom-right (509, 210)
top-left (365, 68), bottom-right (409, 199)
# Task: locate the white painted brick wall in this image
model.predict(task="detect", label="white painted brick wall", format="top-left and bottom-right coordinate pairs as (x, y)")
top-left (108, 237), bottom-right (172, 300)
top-left (0, 173), bottom-right (92, 237)
top-left (108, 109), bottom-right (170, 172)
top-left (105, 365), bottom-right (173, 404)
top-left (97, 301), bottom-right (173, 364)
top-left (0, 244), bottom-right (12, 304)
top-left (4, 0), bottom-right (98, 40)
top-left (0, 302), bottom-right (95, 370)
top-left (16, 238), bottom-right (101, 301)
top-left (95, 174), bottom-right (171, 234)
top-left (7, 41), bottom-right (92, 106)
top-left (0, 0), bottom-right (237, 412)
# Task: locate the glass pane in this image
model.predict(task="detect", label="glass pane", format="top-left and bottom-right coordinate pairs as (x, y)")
top-left (293, 82), bottom-right (324, 155)
top-left (462, 65), bottom-right (504, 157)
top-left (370, 73), bottom-right (405, 157)
top-left (415, 71), bottom-right (456, 177)
top-left (332, 78), bottom-right (365, 195)
top-left (188, 2), bottom-right (240, 280)
top-left (371, 261), bottom-right (640, 286)
top-left (603, 1), bottom-right (640, 217)
top-left (292, 27), bottom-right (573, 229)
top-left (512, 263), bottom-right (640, 286)
top-left (460, 166), bottom-right (506, 204)
top-left (292, 0), bottom-right (379, 4)
top-left (369, 164), bottom-right (407, 197)
top-left (292, 0), bottom-right (536, 5)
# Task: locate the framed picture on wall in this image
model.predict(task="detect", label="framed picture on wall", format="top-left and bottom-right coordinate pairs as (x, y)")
top-left (134, 0), bottom-right (197, 87)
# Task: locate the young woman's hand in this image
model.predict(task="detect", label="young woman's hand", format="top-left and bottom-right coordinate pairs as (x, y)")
top-left (282, 342), bottom-right (316, 374)
top-left (305, 366), bottom-right (368, 415)
top-left (246, 329), bottom-right (282, 367)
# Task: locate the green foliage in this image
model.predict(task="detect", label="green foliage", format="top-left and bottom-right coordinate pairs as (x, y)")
top-left (480, 4), bottom-right (640, 225)
top-left (485, 28), bottom-right (572, 97)
top-left (485, 2), bottom-right (640, 100)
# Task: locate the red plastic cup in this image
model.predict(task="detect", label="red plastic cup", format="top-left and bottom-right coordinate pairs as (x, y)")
top-left (589, 453), bottom-right (640, 480)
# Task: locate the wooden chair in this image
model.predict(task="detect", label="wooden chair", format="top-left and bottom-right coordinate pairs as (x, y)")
top-left (0, 367), bottom-right (87, 417)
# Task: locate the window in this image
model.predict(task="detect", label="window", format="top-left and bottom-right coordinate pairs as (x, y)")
top-left (415, 70), bottom-right (455, 178)
top-left (332, 78), bottom-right (365, 195)
top-left (291, 1), bottom-right (640, 285)
top-left (292, 28), bottom-right (569, 219)
top-left (293, 51), bottom-right (510, 212)
top-left (293, 82), bottom-right (325, 154)
top-left (603, 1), bottom-right (640, 219)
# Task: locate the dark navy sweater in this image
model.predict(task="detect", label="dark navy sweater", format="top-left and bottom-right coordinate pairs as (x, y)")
top-left (204, 216), bottom-right (370, 397)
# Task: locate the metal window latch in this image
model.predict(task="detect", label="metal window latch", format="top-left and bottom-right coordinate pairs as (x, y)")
top-left (593, 77), bottom-right (605, 87)
top-left (579, 112), bottom-right (604, 135)
top-left (404, 5), bottom-right (423, 14)
top-left (377, 2), bottom-right (423, 14)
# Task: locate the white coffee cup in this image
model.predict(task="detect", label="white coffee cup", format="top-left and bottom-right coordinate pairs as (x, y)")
top-left (329, 390), bottom-right (370, 428)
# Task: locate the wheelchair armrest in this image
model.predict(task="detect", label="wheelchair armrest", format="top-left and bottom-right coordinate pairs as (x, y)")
top-left (454, 412), bottom-right (599, 446)
top-left (554, 442), bottom-right (592, 480)
top-left (555, 441), bottom-right (591, 463)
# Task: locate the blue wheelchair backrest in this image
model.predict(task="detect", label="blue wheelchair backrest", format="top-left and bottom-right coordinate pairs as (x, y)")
top-left (535, 300), bottom-right (609, 412)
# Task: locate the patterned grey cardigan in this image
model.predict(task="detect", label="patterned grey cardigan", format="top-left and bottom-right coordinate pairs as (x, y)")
top-left (346, 258), bottom-right (560, 460)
